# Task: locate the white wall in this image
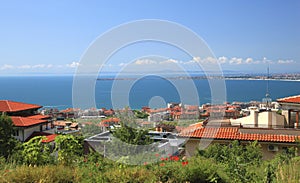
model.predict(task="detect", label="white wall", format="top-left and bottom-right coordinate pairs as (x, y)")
top-left (23, 125), bottom-right (41, 141)
top-left (231, 111), bottom-right (284, 128)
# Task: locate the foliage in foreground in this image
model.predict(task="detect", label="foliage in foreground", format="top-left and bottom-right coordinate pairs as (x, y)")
top-left (1, 143), bottom-right (300, 183)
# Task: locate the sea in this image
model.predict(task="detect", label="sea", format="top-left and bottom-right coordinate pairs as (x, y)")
top-left (0, 75), bottom-right (300, 110)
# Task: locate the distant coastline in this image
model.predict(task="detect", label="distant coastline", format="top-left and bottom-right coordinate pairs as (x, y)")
top-left (97, 76), bottom-right (300, 82)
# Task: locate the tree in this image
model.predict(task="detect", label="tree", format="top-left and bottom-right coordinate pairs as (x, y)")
top-left (112, 123), bottom-right (152, 145)
top-left (133, 110), bottom-right (149, 119)
top-left (54, 135), bottom-right (83, 165)
top-left (22, 136), bottom-right (52, 165)
top-left (0, 114), bottom-right (19, 159)
top-left (197, 140), bottom-right (262, 183)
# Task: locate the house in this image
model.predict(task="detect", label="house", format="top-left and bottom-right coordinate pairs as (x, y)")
top-left (277, 95), bottom-right (300, 128)
top-left (230, 106), bottom-right (285, 128)
top-left (0, 100), bottom-right (56, 142)
top-left (98, 117), bottom-right (120, 131)
top-left (179, 123), bottom-right (300, 159)
top-left (199, 104), bottom-right (241, 119)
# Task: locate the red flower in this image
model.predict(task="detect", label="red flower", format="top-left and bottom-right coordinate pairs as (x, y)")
top-left (144, 162), bottom-right (148, 165)
top-left (182, 161), bottom-right (189, 166)
top-left (160, 163), bottom-right (165, 166)
top-left (160, 157), bottom-right (165, 161)
top-left (165, 158), bottom-right (168, 161)
top-left (172, 156), bottom-right (180, 161)
top-left (83, 158), bottom-right (88, 163)
top-left (155, 153), bottom-right (160, 157)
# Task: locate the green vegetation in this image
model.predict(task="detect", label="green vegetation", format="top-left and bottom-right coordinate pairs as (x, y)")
top-left (22, 136), bottom-right (53, 166)
top-left (111, 122), bottom-right (152, 145)
top-left (133, 110), bottom-right (149, 119)
top-left (0, 115), bottom-right (20, 159)
top-left (1, 148), bottom-right (299, 182)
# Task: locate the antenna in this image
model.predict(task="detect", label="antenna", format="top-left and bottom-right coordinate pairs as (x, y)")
top-left (266, 65), bottom-right (269, 97)
top-left (263, 65), bottom-right (272, 110)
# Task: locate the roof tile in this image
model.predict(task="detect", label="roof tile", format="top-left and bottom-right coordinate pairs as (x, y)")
top-left (0, 100), bottom-right (41, 112)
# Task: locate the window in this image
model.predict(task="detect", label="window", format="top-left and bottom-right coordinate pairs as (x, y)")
top-left (13, 130), bottom-right (19, 136)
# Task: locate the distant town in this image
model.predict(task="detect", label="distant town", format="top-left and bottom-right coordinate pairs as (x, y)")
top-left (97, 72), bottom-right (300, 81)
top-left (1, 93), bottom-right (300, 160)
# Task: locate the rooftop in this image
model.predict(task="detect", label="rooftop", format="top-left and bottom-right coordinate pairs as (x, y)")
top-left (11, 116), bottom-right (47, 127)
top-left (179, 125), bottom-right (300, 143)
top-left (277, 95), bottom-right (300, 104)
top-left (0, 100), bottom-right (41, 112)
top-left (25, 132), bottom-right (58, 143)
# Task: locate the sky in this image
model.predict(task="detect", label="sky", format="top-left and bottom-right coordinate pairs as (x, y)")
top-left (0, 0), bottom-right (299, 75)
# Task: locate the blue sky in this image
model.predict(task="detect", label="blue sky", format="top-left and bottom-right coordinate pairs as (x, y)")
top-left (0, 0), bottom-right (299, 75)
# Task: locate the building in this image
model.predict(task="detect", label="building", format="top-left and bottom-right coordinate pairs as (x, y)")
top-left (277, 95), bottom-right (300, 128)
top-left (179, 124), bottom-right (300, 159)
top-left (199, 104), bottom-right (241, 119)
top-left (230, 107), bottom-right (285, 128)
top-left (0, 100), bottom-right (56, 142)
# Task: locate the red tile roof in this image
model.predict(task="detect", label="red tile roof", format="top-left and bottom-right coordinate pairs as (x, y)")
top-left (11, 116), bottom-right (47, 127)
top-left (101, 117), bottom-right (120, 123)
top-left (27, 114), bottom-right (50, 120)
top-left (60, 108), bottom-right (80, 113)
top-left (179, 126), bottom-right (300, 143)
top-left (25, 132), bottom-right (58, 143)
top-left (0, 100), bottom-right (41, 112)
top-left (277, 95), bottom-right (300, 104)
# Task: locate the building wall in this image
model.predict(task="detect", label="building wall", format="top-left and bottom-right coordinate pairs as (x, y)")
top-left (185, 139), bottom-right (199, 157)
top-left (184, 139), bottom-right (300, 160)
top-left (259, 143), bottom-right (299, 160)
top-left (231, 111), bottom-right (285, 128)
top-left (23, 125), bottom-right (41, 141)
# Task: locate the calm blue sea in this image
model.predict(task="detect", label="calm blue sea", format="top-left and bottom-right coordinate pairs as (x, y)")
top-left (0, 76), bottom-right (299, 110)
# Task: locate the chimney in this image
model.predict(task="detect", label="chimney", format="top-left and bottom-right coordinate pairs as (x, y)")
top-left (249, 107), bottom-right (258, 127)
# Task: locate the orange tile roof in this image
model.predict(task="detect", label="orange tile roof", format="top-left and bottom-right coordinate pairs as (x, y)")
top-left (277, 95), bottom-right (300, 104)
top-left (27, 114), bottom-right (51, 120)
top-left (149, 108), bottom-right (168, 113)
top-left (0, 100), bottom-right (41, 112)
top-left (11, 116), bottom-right (47, 127)
top-left (60, 108), bottom-right (80, 113)
top-left (101, 117), bottom-right (120, 123)
top-left (53, 121), bottom-right (67, 126)
top-left (25, 132), bottom-right (58, 143)
top-left (180, 127), bottom-right (239, 139)
top-left (179, 126), bottom-right (300, 143)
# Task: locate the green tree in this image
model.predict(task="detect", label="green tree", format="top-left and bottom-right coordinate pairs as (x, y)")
top-left (0, 114), bottom-right (19, 159)
top-left (22, 136), bottom-right (53, 165)
top-left (112, 123), bottom-right (152, 145)
top-left (133, 110), bottom-right (149, 119)
top-left (197, 140), bottom-right (262, 183)
top-left (54, 135), bottom-right (83, 165)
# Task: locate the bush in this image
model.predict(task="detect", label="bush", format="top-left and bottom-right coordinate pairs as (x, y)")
top-left (0, 165), bottom-right (79, 183)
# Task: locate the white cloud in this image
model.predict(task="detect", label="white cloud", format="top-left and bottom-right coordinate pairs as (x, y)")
top-left (160, 59), bottom-right (179, 64)
top-left (47, 64), bottom-right (53, 68)
top-left (189, 57), bottom-right (218, 64)
top-left (118, 63), bottom-right (127, 67)
top-left (277, 59), bottom-right (294, 64)
top-left (262, 57), bottom-right (274, 64)
top-left (192, 57), bottom-right (201, 62)
top-left (18, 65), bottom-right (32, 69)
top-left (32, 64), bottom-right (46, 68)
top-left (229, 57), bottom-right (243, 65)
top-left (245, 58), bottom-right (253, 64)
top-left (134, 59), bottom-right (157, 65)
top-left (66, 62), bottom-right (80, 68)
top-left (0, 64), bottom-right (14, 70)
top-left (218, 56), bottom-right (227, 64)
